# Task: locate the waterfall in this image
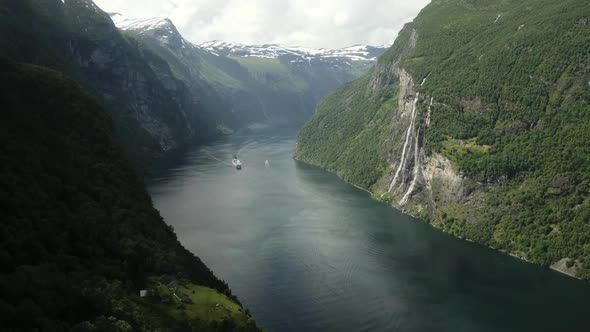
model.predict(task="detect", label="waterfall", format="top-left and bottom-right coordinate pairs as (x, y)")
top-left (387, 92), bottom-right (419, 193)
top-left (400, 129), bottom-right (421, 205)
top-left (420, 74), bottom-right (431, 87)
top-left (425, 97), bottom-right (433, 127)
top-left (388, 127), bottom-right (411, 192)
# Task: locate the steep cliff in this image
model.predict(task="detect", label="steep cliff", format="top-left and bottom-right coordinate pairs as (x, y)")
top-left (296, 0), bottom-right (590, 279)
top-left (0, 0), bottom-right (229, 167)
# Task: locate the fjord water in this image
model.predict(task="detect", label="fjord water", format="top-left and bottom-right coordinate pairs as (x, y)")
top-left (149, 130), bottom-right (590, 332)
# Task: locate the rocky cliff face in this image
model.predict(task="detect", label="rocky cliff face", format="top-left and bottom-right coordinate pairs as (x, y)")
top-left (0, 0), bottom-right (225, 167)
top-left (297, 0), bottom-right (590, 279)
top-left (70, 28), bottom-right (194, 152)
top-left (111, 13), bottom-right (236, 134)
top-left (373, 54), bottom-right (466, 220)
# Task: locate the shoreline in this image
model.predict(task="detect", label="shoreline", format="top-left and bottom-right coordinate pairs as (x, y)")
top-left (293, 156), bottom-right (585, 282)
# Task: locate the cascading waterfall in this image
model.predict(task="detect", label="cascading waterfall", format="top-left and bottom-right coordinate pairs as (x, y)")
top-left (425, 97), bottom-right (433, 127)
top-left (387, 127), bottom-right (412, 192)
top-left (400, 129), bottom-right (421, 205)
top-left (387, 92), bottom-right (419, 193)
top-left (385, 74), bottom-right (431, 201)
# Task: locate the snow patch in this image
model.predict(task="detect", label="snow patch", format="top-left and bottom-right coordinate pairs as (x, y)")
top-left (199, 40), bottom-right (383, 63)
top-left (106, 14), bottom-right (386, 63)
top-left (110, 13), bottom-right (171, 33)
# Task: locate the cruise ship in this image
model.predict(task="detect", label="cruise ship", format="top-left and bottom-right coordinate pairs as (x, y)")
top-left (232, 156), bottom-right (242, 169)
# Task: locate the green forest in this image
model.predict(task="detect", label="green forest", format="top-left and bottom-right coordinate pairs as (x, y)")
top-left (0, 62), bottom-right (262, 331)
top-left (297, 0), bottom-right (590, 279)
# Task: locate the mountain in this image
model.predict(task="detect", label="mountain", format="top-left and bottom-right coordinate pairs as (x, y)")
top-left (0, 61), bottom-right (262, 331)
top-left (0, 0), bottom-right (232, 168)
top-left (111, 13), bottom-right (387, 126)
top-left (199, 40), bottom-right (385, 64)
top-left (296, 0), bottom-right (590, 279)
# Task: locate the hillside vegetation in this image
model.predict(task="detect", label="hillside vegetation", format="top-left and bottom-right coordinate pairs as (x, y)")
top-left (0, 62), bottom-right (262, 331)
top-left (0, 0), bottom-right (234, 169)
top-left (297, 0), bottom-right (590, 279)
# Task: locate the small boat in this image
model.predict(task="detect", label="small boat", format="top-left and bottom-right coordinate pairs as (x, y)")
top-left (232, 156), bottom-right (242, 169)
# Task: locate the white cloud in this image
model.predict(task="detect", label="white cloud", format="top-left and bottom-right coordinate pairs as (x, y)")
top-left (93, 0), bottom-right (430, 48)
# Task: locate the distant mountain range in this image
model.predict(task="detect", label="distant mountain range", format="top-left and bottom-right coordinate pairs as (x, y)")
top-left (0, 0), bottom-right (385, 169)
top-left (110, 12), bottom-right (387, 131)
top-left (111, 13), bottom-right (386, 64)
top-left (199, 40), bottom-right (385, 62)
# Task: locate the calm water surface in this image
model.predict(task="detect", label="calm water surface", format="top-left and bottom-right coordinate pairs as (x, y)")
top-left (149, 130), bottom-right (590, 332)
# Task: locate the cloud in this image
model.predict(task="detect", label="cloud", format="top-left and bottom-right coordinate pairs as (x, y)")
top-left (93, 0), bottom-right (430, 48)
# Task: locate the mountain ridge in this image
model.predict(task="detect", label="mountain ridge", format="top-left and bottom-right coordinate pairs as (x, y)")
top-left (111, 11), bottom-right (387, 127)
top-left (198, 40), bottom-right (385, 62)
top-left (0, 0), bottom-right (236, 169)
top-left (296, 0), bottom-right (590, 280)
top-left (110, 13), bottom-right (387, 63)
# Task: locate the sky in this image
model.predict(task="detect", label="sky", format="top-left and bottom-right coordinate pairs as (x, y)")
top-left (93, 0), bottom-right (431, 49)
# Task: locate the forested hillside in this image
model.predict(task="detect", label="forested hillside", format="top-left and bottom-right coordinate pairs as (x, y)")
top-left (0, 0), bottom-right (234, 168)
top-left (0, 61), bottom-right (262, 331)
top-left (296, 0), bottom-right (590, 279)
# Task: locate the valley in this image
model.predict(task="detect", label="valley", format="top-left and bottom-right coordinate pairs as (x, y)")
top-left (112, 12), bottom-right (385, 128)
top-left (1, 0), bottom-right (590, 330)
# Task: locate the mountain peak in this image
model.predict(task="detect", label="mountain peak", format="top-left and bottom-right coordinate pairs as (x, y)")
top-left (107, 14), bottom-right (387, 63)
top-left (198, 40), bottom-right (386, 63)
top-left (110, 13), bottom-right (174, 34)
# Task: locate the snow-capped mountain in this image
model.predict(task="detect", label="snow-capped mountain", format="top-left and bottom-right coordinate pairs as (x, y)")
top-left (110, 13), bottom-right (173, 34)
top-left (199, 40), bottom-right (387, 64)
top-left (110, 13), bottom-right (196, 50)
top-left (108, 12), bottom-right (387, 126)
top-left (110, 14), bottom-right (387, 65)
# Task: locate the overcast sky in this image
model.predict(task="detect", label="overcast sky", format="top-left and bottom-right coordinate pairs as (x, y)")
top-left (93, 0), bottom-right (430, 48)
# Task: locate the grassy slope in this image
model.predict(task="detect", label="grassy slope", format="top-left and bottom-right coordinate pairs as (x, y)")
top-left (0, 62), bottom-right (262, 331)
top-left (137, 281), bottom-right (260, 331)
top-left (297, 0), bottom-right (590, 278)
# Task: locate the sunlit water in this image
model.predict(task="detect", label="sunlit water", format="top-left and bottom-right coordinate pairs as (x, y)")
top-left (149, 129), bottom-right (590, 332)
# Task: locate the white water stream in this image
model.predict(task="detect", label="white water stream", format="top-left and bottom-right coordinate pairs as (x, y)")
top-left (387, 92), bottom-right (420, 193)
top-left (400, 129), bottom-right (421, 205)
